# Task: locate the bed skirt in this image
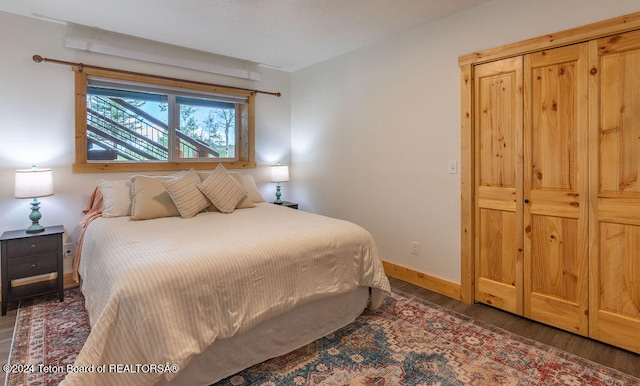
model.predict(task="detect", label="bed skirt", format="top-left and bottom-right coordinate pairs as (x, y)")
top-left (158, 287), bottom-right (370, 386)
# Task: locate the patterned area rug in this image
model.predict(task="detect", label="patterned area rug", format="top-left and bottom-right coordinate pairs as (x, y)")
top-left (217, 292), bottom-right (640, 386)
top-left (6, 288), bottom-right (640, 386)
top-left (5, 289), bottom-right (89, 386)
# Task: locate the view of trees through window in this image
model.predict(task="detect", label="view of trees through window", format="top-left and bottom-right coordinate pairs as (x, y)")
top-left (86, 87), bottom-right (238, 162)
top-left (178, 98), bottom-right (236, 159)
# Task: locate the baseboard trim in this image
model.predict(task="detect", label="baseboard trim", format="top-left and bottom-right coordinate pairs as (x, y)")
top-left (382, 260), bottom-right (461, 301)
top-left (63, 272), bottom-right (80, 289)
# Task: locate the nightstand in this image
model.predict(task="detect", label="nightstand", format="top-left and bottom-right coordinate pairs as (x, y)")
top-left (1, 225), bottom-right (64, 316)
top-left (272, 201), bottom-right (298, 209)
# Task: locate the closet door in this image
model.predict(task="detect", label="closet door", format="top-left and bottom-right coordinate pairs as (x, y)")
top-left (523, 43), bottom-right (590, 335)
top-left (473, 57), bottom-right (524, 314)
top-left (590, 31), bottom-right (640, 353)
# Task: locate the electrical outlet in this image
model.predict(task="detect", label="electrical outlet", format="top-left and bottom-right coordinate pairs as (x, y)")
top-left (448, 160), bottom-right (458, 174)
top-left (63, 243), bottom-right (75, 259)
top-left (411, 241), bottom-right (419, 255)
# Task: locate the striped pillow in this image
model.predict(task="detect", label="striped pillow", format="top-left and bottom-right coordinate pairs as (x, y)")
top-left (97, 179), bottom-right (132, 217)
top-left (230, 174), bottom-right (256, 209)
top-left (198, 171), bottom-right (263, 207)
top-left (162, 170), bottom-right (210, 218)
top-left (197, 164), bottom-right (248, 213)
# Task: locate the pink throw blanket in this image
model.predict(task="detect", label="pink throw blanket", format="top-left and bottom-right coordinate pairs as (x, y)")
top-left (72, 187), bottom-right (104, 282)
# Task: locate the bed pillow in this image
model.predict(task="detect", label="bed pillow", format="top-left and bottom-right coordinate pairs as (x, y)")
top-left (161, 170), bottom-right (210, 218)
top-left (197, 164), bottom-right (248, 213)
top-left (197, 171), bottom-right (221, 212)
top-left (198, 171), bottom-right (256, 210)
top-left (230, 174), bottom-right (256, 209)
top-left (199, 171), bottom-right (265, 204)
top-left (239, 174), bottom-right (265, 203)
top-left (130, 174), bottom-right (182, 220)
top-left (97, 179), bottom-right (132, 218)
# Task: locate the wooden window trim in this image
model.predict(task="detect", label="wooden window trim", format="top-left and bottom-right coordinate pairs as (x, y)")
top-left (73, 67), bottom-right (256, 173)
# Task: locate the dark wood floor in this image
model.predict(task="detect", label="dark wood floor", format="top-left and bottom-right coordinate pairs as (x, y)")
top-left (0, 279), bottom-right (638, 379)
top-left (0, 305), bottom-right (18, 368)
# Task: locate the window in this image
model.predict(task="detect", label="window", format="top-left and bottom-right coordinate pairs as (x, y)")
top-left (73, 67), bottom-right (255, 172)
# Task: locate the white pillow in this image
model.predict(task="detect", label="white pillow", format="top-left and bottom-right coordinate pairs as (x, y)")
top-left (197, 164), bottom-right (248, 213)
top-left (240, 174), bottom-right (265, 203)
top-left (97, 179), bottom-right (132, 218)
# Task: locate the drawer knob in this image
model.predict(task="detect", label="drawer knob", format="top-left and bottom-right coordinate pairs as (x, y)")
top-left (31, 244), bottom-right (37, 248)
top-left (31, 263), bottom-right (37, 269)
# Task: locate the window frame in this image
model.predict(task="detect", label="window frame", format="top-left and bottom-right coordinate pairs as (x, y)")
top-left (73, 66), bottom-right (256, 172)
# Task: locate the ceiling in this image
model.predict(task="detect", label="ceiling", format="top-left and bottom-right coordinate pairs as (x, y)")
top-left (0, 0), bottom-right (490, 72)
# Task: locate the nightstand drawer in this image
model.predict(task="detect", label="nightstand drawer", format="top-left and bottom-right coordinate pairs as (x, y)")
top-left (7, 253), bottom-right (58, 280)
top-left (5, 235), bottom-right (59, 258)
top-left (1, 225), bottom-right (65, 315)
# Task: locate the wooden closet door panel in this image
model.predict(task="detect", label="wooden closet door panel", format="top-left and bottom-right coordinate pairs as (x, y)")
top-left (474, 57), bottom-right (523, 314)
top-left (524, 43), bottom-right (589, 335)
top-left (590, 31), bottom-right (640, 353)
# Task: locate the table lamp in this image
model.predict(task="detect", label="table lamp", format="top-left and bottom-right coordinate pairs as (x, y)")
top-left (270, 164), bottom-right (289, 204)
top-left (15, 166), bottom-right (54, 233)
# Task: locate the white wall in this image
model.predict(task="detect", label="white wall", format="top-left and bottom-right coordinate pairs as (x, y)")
top-left (0, 11), bottom-right (292, 273)
top-left (290, 0), bottom-right (640, 284)
top-left (3, 0), bottom-right (640, 285)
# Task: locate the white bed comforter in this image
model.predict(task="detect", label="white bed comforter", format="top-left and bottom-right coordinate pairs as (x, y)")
top-left (62, 203), bottom-right (390, 386)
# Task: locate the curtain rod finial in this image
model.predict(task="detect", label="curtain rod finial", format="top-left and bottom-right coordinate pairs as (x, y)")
top-left (33, 55), bottom-right (44, 63)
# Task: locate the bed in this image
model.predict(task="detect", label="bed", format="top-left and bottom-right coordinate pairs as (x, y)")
top-left (62, 168), bottom-right (390, 386)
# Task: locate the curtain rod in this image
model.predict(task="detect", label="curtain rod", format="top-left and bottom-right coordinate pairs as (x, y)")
top-left (32, 55), bottom-right (281, 97)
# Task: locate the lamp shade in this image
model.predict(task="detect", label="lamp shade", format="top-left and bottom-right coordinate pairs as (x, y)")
top-left (270, 164), bottom-right (289, 183)
top-left (15, 167), bottom-right (54, 198)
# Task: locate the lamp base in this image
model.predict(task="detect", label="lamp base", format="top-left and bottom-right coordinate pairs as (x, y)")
top-left (274, 183), bottom-right (283, 204)
top-left (26, 198), bottom-right (45, 233)
top-left (26, 224), bottom-right (45, 233)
